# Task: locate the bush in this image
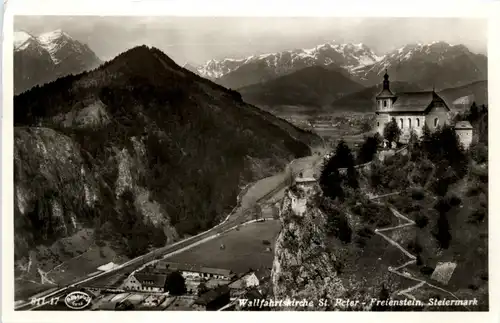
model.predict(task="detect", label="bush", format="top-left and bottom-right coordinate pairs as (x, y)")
top-left (352, 202), bottom-right (392, 227)
top-left (468, 208), bottom-right (486, 223)
top-left (415, 213), bottom-right (429, 228)
top-left (420, 266), bottom-right (434, 276)
top-left (470, 142), bottom-right (488, 164)
top-left (95, 239), bottom-right (106, 247)
top-left (434, 198), bottom-right (452, 214)
top-left (326, 209), bottom-right (352, 244)
top-left (446, 193), bottom-right (462, 207)
top-left (411, 188), bottom-right (425, 200)
top-left (407, 238), bottom-right (423, 254)
top-left (466, 184), bottom-right (481, 197)
top-left (357, 226), bottom-right (373, 238)
top-left (354, 236), bottom-right (368, 248)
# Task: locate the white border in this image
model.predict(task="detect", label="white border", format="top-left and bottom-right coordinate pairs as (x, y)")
top-left (2, 1), bottom-right (499, 323)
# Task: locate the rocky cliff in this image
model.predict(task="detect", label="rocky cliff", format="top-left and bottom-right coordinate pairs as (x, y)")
top-left (271, 183), bottom-right (345, 310)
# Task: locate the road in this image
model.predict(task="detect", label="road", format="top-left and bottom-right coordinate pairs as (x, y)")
top-left (15, 147), bottom-right (325, 311)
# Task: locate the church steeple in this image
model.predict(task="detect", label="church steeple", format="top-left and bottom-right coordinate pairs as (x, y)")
top-left (376, 69), bottom-right (395, 99)
top-left (383, 69), bottom-right (390, 91)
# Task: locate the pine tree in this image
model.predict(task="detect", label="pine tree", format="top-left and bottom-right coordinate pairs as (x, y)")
top-left (357, 135), bottom-right (379, 164)
top-left (469, 101), bottom-right (479, 122)
top-left (319, 165), bottom-right (344, 200)
top-left (333, 140), bottom-right (356, 169)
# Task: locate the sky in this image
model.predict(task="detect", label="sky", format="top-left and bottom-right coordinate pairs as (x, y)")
top-left (14, 16), bottom-right (488, 65)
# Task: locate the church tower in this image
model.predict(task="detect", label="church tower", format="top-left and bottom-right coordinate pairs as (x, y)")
top-left (376, 70), bottom-right (396, 111)
top-left (375, 70), bottom-right (397, 135)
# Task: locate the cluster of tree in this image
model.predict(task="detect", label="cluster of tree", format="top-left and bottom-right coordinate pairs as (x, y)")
top-left (369, 155), bottom-right (411, 193)
top-left (319, 140), bottom-right (359, 201)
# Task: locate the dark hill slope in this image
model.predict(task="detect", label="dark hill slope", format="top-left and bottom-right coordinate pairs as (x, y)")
top-left (238, 65), bottom-right (364, 108)
top-left (328, 80), bottom-right (487, 113)
top-left (14, 45), bottom-right (319, 265)
top-left (438, 80), bottom-right (488, 109)
top-left (329, 81), bottom-right (423, 112)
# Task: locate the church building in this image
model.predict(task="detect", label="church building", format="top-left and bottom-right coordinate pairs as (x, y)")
top-left (374, 70), bottom-right (451, 143)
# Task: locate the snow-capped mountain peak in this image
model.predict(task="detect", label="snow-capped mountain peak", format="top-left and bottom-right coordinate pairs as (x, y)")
top-left (37, 29), bottom-right (77, 64)
top-left (195, 41), bottom-right (384, 83)
top-left (14, 31), bottom-right (34, 50)
top-left (14, 29), bottom-right (102, 94)
top-left (38, 29), bottom-right (71, 43)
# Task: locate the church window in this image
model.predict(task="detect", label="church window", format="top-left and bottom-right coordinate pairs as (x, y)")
top-left (416, 118), bottom-right (420, 127)
top-left (434, 118), bottom-right (439, 127)
top-left (400, 118), bottom-right (404, 129)
top-left (408, 118), bottom-right (412, 128)
top-left (377, 122), bottom-right (380, 127)
top-left (384, 100), bottom-right (387, 108)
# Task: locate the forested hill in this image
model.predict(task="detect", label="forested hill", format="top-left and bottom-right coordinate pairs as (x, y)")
top-left (13, 45), bottom-right (319, 266)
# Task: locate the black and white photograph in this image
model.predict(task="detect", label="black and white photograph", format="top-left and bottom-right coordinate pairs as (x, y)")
top-left (2, 1), bottom-right (497, 319)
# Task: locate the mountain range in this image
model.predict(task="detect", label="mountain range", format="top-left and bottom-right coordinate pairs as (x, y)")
top-left (352, 41), bottom-right (487, 89)
top-left (194, 42), bottom-right (381, 89)
top-left (192, 41), bottom-right (487, 92)
top-left (14, 30), bottom-right (102, 94)
top-left (13, 45), bottom-right (319, 290)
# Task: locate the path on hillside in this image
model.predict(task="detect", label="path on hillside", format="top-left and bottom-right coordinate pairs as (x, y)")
top-left (372, 203), bottom-right (469, 310)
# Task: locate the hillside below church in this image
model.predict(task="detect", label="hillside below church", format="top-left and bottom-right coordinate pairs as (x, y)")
top-left (13, 45), bottom-right (320, 297)
top-left (271, 112), bottom-right (488, 310)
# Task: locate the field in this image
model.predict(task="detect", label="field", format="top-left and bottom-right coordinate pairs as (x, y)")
top-left (166, 220), bottom-right (282, 274)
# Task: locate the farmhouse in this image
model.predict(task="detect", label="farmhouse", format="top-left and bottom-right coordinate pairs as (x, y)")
top-left (122, 273), bottom-right (167, 293)
top-left (374, 71), bottom-right (451, 142)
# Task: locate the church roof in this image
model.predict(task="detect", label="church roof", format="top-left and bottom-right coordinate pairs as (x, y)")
top-left (391, 91), bottom-right (449, 112)
top-left (376, 88), bottom-right (396, 98)
top-left (455, 121), bottom-right (473, 129)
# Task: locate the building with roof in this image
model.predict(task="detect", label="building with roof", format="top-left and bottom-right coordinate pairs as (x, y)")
top-left (455, 121), bottom-right (473, 149)
top-left (193, 285), bottom-right (230, 311)
top-left (374, 71), bottom-right (452, 142)
top-left (229, 267), bottom-right (272, 290)
top-left (122, 272), bottom-right (167, 293)
top-left (155, 261), bottom-right (233, 280)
